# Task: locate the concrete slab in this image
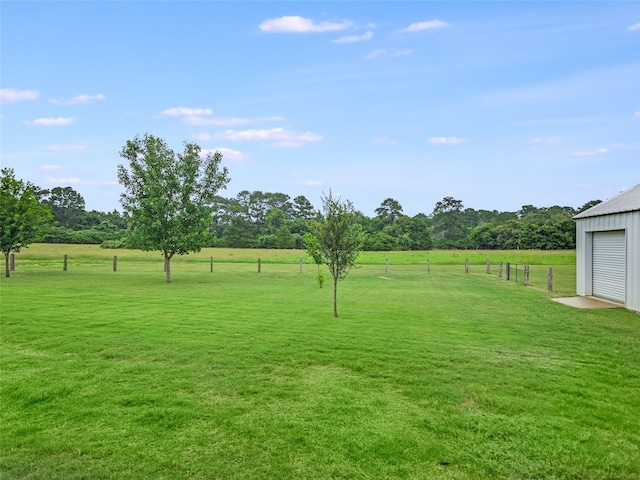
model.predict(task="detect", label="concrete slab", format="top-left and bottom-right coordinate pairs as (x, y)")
top-left (552, 296), bottom-right (624, 309)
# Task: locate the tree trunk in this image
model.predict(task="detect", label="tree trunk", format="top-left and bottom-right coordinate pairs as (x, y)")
top-left (4, 252), bottom-right (10, 278)
top-left (165, 255), bottom-right (171, 283)
top-left (333, 276), bottom-right (338, 318)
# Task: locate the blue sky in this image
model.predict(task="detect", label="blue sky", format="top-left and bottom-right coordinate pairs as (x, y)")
top-left (1, 1), bottom-right (639, 217)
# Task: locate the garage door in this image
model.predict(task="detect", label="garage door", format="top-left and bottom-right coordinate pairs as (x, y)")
top-left (592, 230), bottom-right (626, 303)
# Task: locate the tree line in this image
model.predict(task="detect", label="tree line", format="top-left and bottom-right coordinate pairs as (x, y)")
top-left (2, 176), bottom-right (599, 252)
top-left (7, 187), bottom-right (596, 251)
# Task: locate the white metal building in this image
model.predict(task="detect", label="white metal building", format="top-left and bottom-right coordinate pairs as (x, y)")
top-left (574, 184), bottom-right (640, 312)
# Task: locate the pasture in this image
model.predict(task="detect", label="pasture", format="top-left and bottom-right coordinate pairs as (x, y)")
top-left (1, 245), bottom-right (638, 479)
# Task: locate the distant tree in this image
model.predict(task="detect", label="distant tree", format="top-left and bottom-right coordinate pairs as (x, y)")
top-left (407, 215), bottom-right (433, 250)
top-left (375, 198), bottom-right (403, 225)
top-left (292, 195), bottom-right (315, 221)
top-left (117, 134), bottom-right (230, 282)
top-left (431, 196), bottom-right (466, 247)
top-left (307, 191), bottom-right (364, 317)
top-left (43, 186), bottom-right (86, 229)
top-left (577, 199), bottom-right (602, 214)
top-left (0, 168), bottom-right (53, 277)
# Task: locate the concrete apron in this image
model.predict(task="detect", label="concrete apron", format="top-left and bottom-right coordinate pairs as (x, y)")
top-left (552, 296), bottom-right (624, 309)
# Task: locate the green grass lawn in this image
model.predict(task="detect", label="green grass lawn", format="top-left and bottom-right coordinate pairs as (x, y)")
top-left (1, 246), bottom-right (638, 479)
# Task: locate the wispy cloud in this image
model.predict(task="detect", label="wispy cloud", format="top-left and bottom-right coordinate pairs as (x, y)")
top-left (333, 31), bottom-right (373, 44)
top-left (40, 165), bottom-right (61, 171)
top-left (628, 22), bottom-right (640, 31)
top-left (364, 49), bottom-right (412, 60)
top-left (428, 136), bottom-right (467, 145)
top-left (399, 20), bottom-right (448, 33)
top-left (49, 94), bottom-right (105, 105)
top-left (372, 136), bottom-right (398, 146)
top-left (1, 88), bottom-right (38, 103)
top-left (260, 16), bottom-right (352, 33)
top-left (635, 111), bottom-right (640, 118)
top-left (192, 133), bottom-right (213, 141)
top-left (47, 144), bottom-right (87, 152)
top-left (184, 115), bottom-right (284, 126)
top-left (531, 137), bottom-right (562, 144)
top-left (45, 176), bottom-right (117, 186)
top-left (24, 117), bottom-right (74, 126)
top-left (305, 180), bottom-right (323, 187)
top-left (161, 107), bottom-right (213, 116)
top-left (571, 148), bottom-right (608, 157)
top-left (218, 127), bottom-right (323, 147)
top-left (201, 147), bottom-right (248, 163)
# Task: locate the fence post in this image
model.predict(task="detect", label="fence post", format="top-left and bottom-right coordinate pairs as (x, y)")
top-left (427, 259), bottom-right (430, 274)
top-left (548, 268), bottom-right (553, 292)
top-left (486, 259), bottom-right (490, 274)
top-left (300, 258), bottom-right (303, 274)
top-left (210, 256), bottom-right (214, 273)
top-left (465, 259), bottom-right (470, 274)
top-left (524, 265), bottom-right (529, 286)
top-left (10, 253), bottom-right (15, 272)
top-left (506, 262), bottom-right (510, 280)
top-left (113, 255), bottom-right (117, 272)
top-left (63, 254), bottom-right (68, 271)
top-left (258, 258), bottom-right (261, 273)
top-left (499, 261), bottom-right (503, 279)
top-left (385, 259), bottom-right (389, 274)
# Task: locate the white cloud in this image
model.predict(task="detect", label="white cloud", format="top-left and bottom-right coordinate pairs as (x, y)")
top-left (571, 148), bottom-right (608, 157)
top-left (260, 16), bottom-right (352, 33)
top-left (24, 117), bottom-right (74, 126)
top-left (428, 136), bottom-right (467, 145)
top-left (45, 177), bottom-right (117, 186)
top-left (184, 115), bottom-right (284, 126)
top-left (333, 31), bottom-right (373, 44)
top-left (192, 133), bottom-right (213, 141)
top-left (635, 111), bottom-right (640, 118)
top-left (364, 49), bottom-right (386, 60)
top-left (49, 94), bottom-right (106, 105)
top-left (218, 127), bottom-right (323, 147)
top-left (47, 144), bottom-right (87, 152)
top-left (628, 22), bottom-right (640, 31)
top-left (45, 176), bottom-right (81, 185)
top-left (399, 20), bottom-right (448, 33)
top-left (372, 136), bottom-right (398, 146)
top-left (364, 48), bottom-right (413, 60)
top-left (0, 88), bottom-right (39, 103)
top-left (531, 137), bottom-right (562, 144)
top-left (201, 147), bottom-right (248, 162)
top-left (364, 49), bottom-right (412, 60)
top-left (305, 180), bottom-right (323, 186)
top-left (161, 107), bottom-right (213, 116)
top-left (40, 165), bottom-right (61, 171)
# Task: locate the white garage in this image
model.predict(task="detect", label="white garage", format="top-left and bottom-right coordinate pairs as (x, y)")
top-left (574, 184), bottom-right (640, 312)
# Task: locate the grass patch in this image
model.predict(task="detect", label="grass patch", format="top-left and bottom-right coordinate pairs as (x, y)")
top-left (1, 247), bottom-right (638, 479)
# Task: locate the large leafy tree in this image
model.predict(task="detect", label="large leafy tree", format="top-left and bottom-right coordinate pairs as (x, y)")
top-left (307, 191), bottom-right (364, 317)
top-left (0, 168), bottom-right (53, 277)
top-left (117, 134), bottom-right (230, 282)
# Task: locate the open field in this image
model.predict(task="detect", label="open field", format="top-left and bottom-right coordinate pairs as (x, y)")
top-left (1, 246), bottom-right (638, 479)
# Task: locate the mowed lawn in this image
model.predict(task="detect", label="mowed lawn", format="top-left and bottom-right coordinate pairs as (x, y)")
top-left (1, 246), bottom-right (638, 479)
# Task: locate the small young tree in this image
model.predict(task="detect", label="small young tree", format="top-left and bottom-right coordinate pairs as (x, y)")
top-left (0, 168), bottom-right (53, 277)
top-left (307, 191), bottom-right (364, 317)
top-left (117, 134), bottom-right (230, 282)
